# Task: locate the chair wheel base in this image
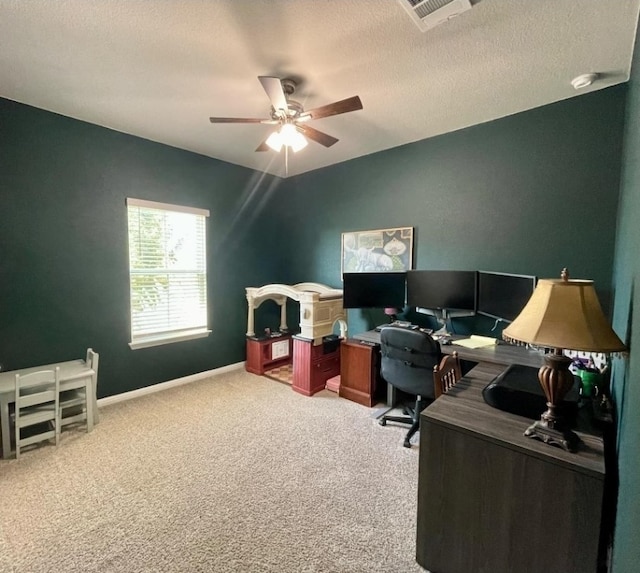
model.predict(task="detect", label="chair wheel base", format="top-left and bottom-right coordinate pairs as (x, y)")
top-left (379, 419), bottom-right (387, 426)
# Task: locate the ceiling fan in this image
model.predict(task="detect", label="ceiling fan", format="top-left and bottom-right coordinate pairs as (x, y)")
top-left (209, 76), bottom-right (363, 153)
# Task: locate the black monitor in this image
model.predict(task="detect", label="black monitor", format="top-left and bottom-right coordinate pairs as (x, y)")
top-left (342, 272), bottom-right (406, 309)
top-left (406, 270), bottom-right (477, 311)
top-left (477, 271), bottom-right (537, 322)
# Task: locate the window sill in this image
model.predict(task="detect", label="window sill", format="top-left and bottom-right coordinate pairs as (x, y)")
top-left (129, 329), bottom-right (211, 350)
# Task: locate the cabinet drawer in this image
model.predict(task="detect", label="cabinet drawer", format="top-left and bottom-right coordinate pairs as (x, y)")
top-left (311, 355), bottom-right (340, 385)
top-left (314, 355), bottom-right (340, 373)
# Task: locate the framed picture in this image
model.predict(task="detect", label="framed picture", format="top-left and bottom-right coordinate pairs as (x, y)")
top-left (341, 227), bottom-right (414, 274)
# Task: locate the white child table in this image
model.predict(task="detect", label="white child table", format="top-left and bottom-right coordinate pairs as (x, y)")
top-left (0, 360), bottom-right (97, 459)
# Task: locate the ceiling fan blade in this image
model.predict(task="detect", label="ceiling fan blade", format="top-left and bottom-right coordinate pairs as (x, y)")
top-left (209, 117), bottom-right (273, 124)
top-left (258, 76), bottom-right (288, 114)
top-left (301, 96), bottom-right (363, 121)
top-left (255, 140), bottom-right (270, 152)
top-left (297, 124), bottom-right (339, 148)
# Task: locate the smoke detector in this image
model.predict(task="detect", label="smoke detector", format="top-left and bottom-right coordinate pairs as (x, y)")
top-left (397, 0), bottom-right (473, 32)
top-left (571, 73), bottom-right (598, 90)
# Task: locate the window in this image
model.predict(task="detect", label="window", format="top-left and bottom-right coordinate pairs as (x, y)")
top-left (127, 198), bottom-right (210, 349)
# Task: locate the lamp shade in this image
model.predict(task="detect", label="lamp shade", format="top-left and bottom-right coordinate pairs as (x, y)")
top-left (502, 276), bottom-right (626, 353)
top-left (265, 130), bottom-right (284, 152)
top-left (266, 123), bottom-right (309, 153)
top-left (280, 123), bottom-right (308, 152)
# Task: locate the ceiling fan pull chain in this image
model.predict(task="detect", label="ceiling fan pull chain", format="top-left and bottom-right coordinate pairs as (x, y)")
top-left (285, 145), bottom-right (289, 177)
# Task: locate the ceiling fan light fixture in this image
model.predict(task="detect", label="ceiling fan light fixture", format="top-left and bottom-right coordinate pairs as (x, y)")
top-left (211, 75), bottom-right (359, 155)
top-left (281, 124), bottom-right (308, 152)
top-left (266, 123), bottom-right (308, 153)
top-left (289, 134), bottom-right (308, 153)
top-left (265, 130), bottom-right (284, 152)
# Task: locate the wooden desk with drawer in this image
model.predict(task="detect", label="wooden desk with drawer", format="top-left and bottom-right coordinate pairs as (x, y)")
top-left (340, 330), bottom-right (546, 408)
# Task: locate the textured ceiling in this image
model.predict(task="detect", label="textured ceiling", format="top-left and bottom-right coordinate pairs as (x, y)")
top-left (1, 0), bottom-right (639, 178)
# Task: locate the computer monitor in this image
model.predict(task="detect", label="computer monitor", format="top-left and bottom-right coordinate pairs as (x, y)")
top-left (406, 270), bottom-right (477, 312)
top-left (477, 271), bottom-right (537, 322)
top-left (342, 272), bottom-right (406, 309)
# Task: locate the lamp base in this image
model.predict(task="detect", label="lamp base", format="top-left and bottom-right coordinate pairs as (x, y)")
top-left (523, 352), bottom-right (581, 452)
top-left (524, 419), bottom-right (580, 452)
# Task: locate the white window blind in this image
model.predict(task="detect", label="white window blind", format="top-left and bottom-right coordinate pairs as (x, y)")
top-left (127, 198), bottom-right (210, 349)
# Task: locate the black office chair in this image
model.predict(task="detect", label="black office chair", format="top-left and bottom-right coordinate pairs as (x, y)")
top-left (378, 326), bottom-right (442, 448)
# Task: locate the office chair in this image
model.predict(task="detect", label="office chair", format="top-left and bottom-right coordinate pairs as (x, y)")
top-left (433, 351), bottom-right (462, 399)
top-left (378, 326), bottom-right (441, 447)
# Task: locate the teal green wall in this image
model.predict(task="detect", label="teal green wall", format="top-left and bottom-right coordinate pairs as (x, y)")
top-left (0, 65), bottom-right (633, 569)
top-left (1, 86), bottom-right (627, 403)
top-left (0, 98), bottom-right (285, 397)
top-left (611, 13), bottom-right (640, 572)
top-left (281, 87), bottom-right (626, 336)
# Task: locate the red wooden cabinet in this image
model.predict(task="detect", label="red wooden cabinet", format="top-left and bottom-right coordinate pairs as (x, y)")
top-left (339, 340), bottom-right (382, 407)
top-left (245, 334), bottom-right (293, 375)
top-left (292, 336), bottom-right (340, 396)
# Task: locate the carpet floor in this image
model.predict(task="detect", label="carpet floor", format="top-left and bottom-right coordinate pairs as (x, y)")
top-left (0, 368), bottom-right (425, 573)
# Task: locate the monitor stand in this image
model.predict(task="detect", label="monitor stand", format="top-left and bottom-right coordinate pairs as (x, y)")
top-left (424, 308), bottom-right (451, 338)
top-left (415, 307), bottom-right (450, 336)
top-left (415, 307), bottom-right (474, 337)
top-left (434, 325), bottom-right (450, 337)
top-left (433, 311), bottom-right (451, 337)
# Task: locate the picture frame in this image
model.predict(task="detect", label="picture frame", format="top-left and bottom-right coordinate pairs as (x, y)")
top-left (341, 226), bottom-right (414, 274)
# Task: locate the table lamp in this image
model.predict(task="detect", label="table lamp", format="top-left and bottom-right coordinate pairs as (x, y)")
top-left (502, 268), bottom-right (626, 452)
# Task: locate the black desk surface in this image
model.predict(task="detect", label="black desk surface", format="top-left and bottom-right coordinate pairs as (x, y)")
top-left (352, 330), bottom-right (546, 369)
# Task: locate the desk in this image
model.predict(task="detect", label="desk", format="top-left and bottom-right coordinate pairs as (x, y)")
top-left (344, 330), bottom-right (546, 408)
top-left (0, 360), bottom-right (96, 459)
top-left (352, 329), bottom-right (546, 368)
top-left (416, 362), bottom-right (605, 573)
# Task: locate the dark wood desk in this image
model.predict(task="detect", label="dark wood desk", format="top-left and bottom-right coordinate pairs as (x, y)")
top-left (347, 329), bottom-right (606, 571)
top-left (416, 362), bottom-right (605, 573)
top-left (343, 331), bottom-right (547, 407)
top-left (351, 329), bottom-right (547, 368)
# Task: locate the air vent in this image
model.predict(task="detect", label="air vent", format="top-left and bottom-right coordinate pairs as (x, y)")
top-left (398, 0), bottom-right (473, 32)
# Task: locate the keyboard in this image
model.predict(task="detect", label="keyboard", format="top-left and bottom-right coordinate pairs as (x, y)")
top-left (375, 322), bottom-right (410, 331)
top-left (375, 323), bottom-right (433, 334)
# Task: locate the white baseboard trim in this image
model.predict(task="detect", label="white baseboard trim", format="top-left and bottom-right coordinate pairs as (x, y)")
top-left (97, 361), bottom-right (246, 408)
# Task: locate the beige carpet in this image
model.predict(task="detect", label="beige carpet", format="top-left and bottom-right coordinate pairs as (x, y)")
top-left (0, 369), bottom-right (425, 573)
